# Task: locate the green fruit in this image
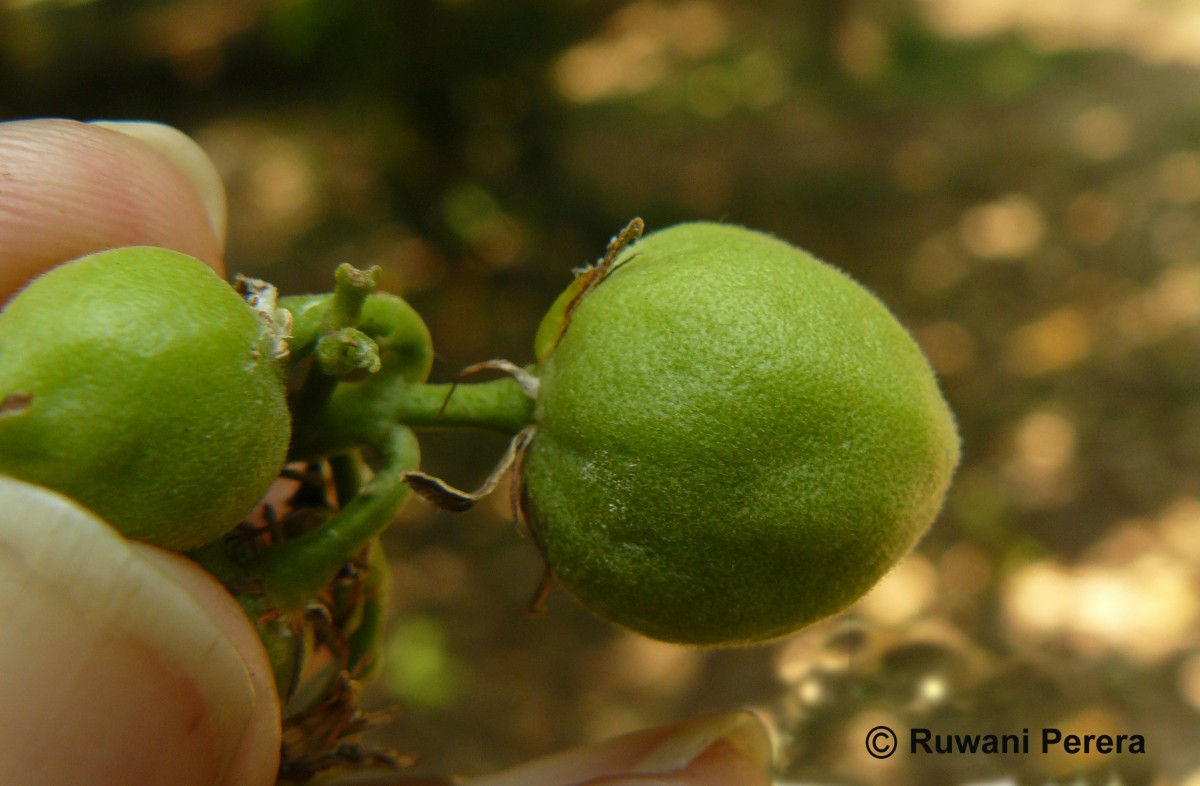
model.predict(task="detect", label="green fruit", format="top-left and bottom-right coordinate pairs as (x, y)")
top-left (523, 222), bottom-right (960, 645)
top-left (0, 247), bottom-right (291, 550)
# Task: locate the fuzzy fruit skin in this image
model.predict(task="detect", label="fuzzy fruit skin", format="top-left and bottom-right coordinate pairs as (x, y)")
top-left (0, 246), bottom-right (290, 550)
top-left (524, 223), bottom-right (960, 645)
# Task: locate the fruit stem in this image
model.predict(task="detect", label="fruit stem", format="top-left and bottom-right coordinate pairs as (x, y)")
top-left (289, 375), bottom-right (535, 461)
top-left (394, 377), bottom-right (536, 433)
top-left (250, 425), bottom-right (420, 613)
top-left (328, 452), bottom-right (366, 507)
top-left (327, 263), bottom-right (378, 329)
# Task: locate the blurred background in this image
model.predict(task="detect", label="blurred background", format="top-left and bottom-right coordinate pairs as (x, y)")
top-left (4, 1), bottom-right (1200, 783)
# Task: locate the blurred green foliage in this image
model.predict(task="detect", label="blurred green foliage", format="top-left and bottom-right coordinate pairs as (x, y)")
top-left (6, 1), bottom-right (1200, 783)
top-left (383, 616), bottom-right (462, 711)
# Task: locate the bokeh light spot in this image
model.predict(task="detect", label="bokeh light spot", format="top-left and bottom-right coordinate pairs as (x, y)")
top-left (960, 194), bottom-right (1046, 260)
top-left (855, 555), bottom-right (939, 626)
top-left (552, 1), bottom-right (728, 104)
top-left (1002, 409), bottom-right (1078, 507)
top-left (1003, 308), bottom-right (1091, 376)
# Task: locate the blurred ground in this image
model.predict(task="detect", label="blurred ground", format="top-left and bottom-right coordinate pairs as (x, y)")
top-left (5, 1), bottom-right (1200, 783)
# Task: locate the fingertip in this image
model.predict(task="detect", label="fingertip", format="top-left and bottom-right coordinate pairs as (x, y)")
top-left (131, 546), bottom-right (283, 786)
top-left (470, 711), bottom-right (775, 786)
top-left (0, 477), bottom-right (260, 786)
top-left (0, 118), bottom-right (226, 303)
top-left (90, 120), bottom-right (228, 250)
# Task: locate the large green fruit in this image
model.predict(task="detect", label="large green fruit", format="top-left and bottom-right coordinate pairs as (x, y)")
top-left (0, 247), bottom-right (291, 550)
top-left (523, 223), bottom-right (960, 645)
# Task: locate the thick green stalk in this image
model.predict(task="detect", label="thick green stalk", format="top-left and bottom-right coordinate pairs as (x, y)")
top-left (394, 377), bottom-right (537, 433)
top-left (250, 425), bottom-right (420, 613)
top-left (289, 375), bottom-right (535, 461)
top-left (327, 452), bottom-right (366, 507)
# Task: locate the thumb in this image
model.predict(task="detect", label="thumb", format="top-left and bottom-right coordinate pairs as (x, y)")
top-left (0, 475), bottom-right (281, 786)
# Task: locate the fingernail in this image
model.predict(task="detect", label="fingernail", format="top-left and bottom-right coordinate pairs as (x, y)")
top-left (470, 710), bottom-right (775, 786)
top-left (633, 710), bottom-right (774, 775)
top-left (90, 120), bottom-right (228, 248)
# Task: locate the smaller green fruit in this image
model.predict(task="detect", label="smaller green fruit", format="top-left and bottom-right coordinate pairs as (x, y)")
top-left (523, 222), bottom-right (960, 645)
top-left (0, 247), bottom-right (291, 550)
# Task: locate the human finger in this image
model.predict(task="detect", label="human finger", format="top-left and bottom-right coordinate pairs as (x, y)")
top-left (132, 544), bottom-right (283, 786)
top-left (0, 475), bottom-right (280, 786)
top-left (468, 711), bottom-right (775, 786)
top-left (0, 118), bottom-right (225, 303)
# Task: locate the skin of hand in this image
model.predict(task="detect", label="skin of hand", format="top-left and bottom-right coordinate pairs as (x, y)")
top-left (0, 119), bottom-right (774, 786)
top-left (0, 118), bottom-right (281, 786)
